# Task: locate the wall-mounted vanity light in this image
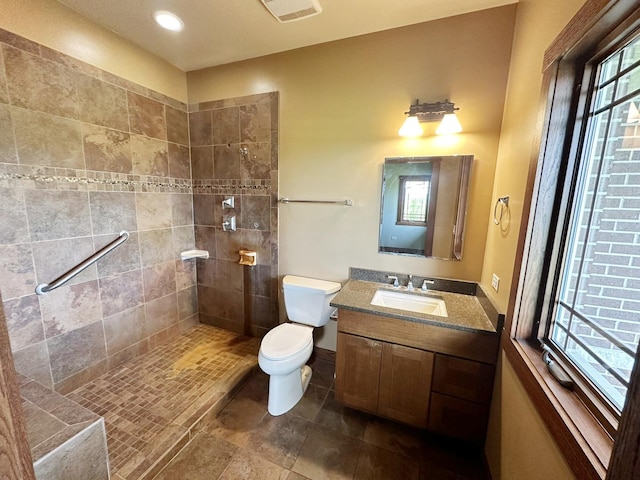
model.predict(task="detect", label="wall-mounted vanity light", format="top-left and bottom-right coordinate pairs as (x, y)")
top-left (398, 99), bottom-right (462, 137)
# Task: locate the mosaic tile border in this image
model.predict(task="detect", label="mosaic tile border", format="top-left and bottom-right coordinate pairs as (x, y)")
top-left (0, 165), bottom-right (189, 193)
top-left (0, 163), bottom-right (273, 195)
top-left (192, 179), bottom-right (272, 195)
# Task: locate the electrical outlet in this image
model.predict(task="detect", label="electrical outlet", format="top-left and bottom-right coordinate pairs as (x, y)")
top-left (491, 274), bottom-right (500, 292)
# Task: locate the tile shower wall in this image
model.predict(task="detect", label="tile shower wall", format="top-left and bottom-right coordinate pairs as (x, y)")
top-left (190, 93), bottom-right (279, 337)
top-left (0, 29), bottom-right (198, 394)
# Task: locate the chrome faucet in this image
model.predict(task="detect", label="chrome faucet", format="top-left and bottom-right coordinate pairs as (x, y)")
top-left (387, 275), bottom-right (399, 288)
top-left (407, 275), bottom-right (414, 291)
top-left (422, 279), bottom-right (435, 291)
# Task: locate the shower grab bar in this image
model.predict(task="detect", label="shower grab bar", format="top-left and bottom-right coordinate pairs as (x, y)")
top-left (35, 231), bottom-right (129, 295)
top-left (278, 198), bottom-right (353, 206)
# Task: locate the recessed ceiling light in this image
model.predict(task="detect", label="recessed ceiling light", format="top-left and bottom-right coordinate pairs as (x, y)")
top-left (154, 10), bottom-right (184, 32)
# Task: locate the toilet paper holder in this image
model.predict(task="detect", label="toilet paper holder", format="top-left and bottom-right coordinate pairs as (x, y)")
top-left (239, 250), bottom-right (257, 266)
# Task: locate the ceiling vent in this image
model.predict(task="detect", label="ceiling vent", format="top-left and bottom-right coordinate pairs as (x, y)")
top-left (261, 0), bottom-right (322, 23)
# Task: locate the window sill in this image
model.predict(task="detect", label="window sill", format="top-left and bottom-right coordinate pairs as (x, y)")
top-left (395, 222), bottom-right (428, 227)
top-left (503, 338), bottom-right (613, 480)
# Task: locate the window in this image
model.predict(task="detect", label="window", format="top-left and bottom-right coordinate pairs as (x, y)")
top-left (544, 32), bottom-right (640, 418)
top-left (507, 3), bottom-right (640, 477)
top-left (397, 175), bottom-right (431, 225)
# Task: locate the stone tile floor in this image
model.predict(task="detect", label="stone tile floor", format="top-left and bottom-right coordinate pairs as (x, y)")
top-left (153, 351), bottom-right (490, 480)
top-left (67, 324), bottom-right (261, 479)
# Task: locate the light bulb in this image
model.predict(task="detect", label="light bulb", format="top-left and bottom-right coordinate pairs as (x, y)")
top-left (398, 116), bottom-right (423, 137)
top-left (436, 113), bottom-right (462, 135)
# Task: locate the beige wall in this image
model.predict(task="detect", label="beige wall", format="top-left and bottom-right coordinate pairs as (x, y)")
top-left (491, 352), bottom-right (575, 479)
top-left (479, 0), bottom-right (585, 312)
top-left (483, 0), bottom-right (586, 479)
top-left (188, 6), bottom-right (516, 287)
top-left (0, 0), bottom-right (187, 102)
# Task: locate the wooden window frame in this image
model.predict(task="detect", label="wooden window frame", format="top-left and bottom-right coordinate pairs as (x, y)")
top-left (396, 174), bottom-right (432, 226)
top-left (505, 1), bottom-right (640, 479)
top-left (539, 27), bottom-right (640, 433)
top-left (396, 158), bottom-right (441, 228)
top-left (395, 161), bottom-right (440, 257)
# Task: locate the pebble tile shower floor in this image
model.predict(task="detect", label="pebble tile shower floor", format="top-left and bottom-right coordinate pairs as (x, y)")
top-left (66, 324), bottom-right (260, 480)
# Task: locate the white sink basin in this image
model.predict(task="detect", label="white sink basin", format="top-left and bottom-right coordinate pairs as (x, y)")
top-left (370, 289), bottom-right (448, 317)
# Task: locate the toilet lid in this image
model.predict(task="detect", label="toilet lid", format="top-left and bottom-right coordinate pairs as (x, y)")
top-left (261, 323), bottom-right (313, 360)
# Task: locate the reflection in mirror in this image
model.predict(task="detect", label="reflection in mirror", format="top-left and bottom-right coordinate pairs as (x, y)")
top-left (378, 155), bottom-right (473, 260)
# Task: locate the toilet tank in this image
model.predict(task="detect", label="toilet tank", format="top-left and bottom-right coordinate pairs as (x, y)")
top-left (282, 275), bottom-right (341, 327)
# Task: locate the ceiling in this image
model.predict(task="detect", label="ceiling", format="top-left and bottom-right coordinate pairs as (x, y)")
top-left (57, 0), bottom-right (517, 72)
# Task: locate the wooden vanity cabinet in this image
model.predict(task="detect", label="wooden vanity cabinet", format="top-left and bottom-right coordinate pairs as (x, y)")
top-left (431, 354), bottom-right (494, 404)
top-left (335, 309), bottom-right (498, 441)
top-left (429, 354), bottom-right (495, 442)
top-left (378, 343), bottom-right (433, 427)
top-left (335, 333), bottom-right (382, 414)
top-left (336, 332), bottom-right (433, 428)
top-left (428, 393), bottom-right (489, 443)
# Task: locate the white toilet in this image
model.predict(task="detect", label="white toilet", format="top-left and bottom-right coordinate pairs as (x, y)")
top-left (258, 275), bottom-right (341, 416)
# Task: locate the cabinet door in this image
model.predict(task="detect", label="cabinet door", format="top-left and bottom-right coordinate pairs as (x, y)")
top-left (378, 343), bottom-right (433, 428)
top-left (432, 354), bottom-right (495, 404)
top-left (428, 393), bottom-right (489, 443)
top-left (335, 333), bottom-right (382, 414)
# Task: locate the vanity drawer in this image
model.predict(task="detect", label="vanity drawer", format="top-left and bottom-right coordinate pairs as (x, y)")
top-left (428, 393), bottom-right (489, 443)
top-left (432, 354), bottom-right (495, 404)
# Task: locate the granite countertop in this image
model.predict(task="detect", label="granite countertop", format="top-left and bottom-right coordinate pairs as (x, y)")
top-left (331, 279), bottom-right (498, 334)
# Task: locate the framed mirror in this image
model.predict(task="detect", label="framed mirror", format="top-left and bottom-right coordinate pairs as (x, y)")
top-left (378, 155), bottom-right (473, 260)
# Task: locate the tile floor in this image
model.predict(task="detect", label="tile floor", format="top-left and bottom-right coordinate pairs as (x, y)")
top-left (153, 351), bottom-right (490, 480)
top-left (66, 325), bottom-right (261, 479)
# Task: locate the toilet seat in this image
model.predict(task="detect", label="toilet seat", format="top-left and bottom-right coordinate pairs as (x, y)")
top-left (260, 323), bottom-right (313, 361)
